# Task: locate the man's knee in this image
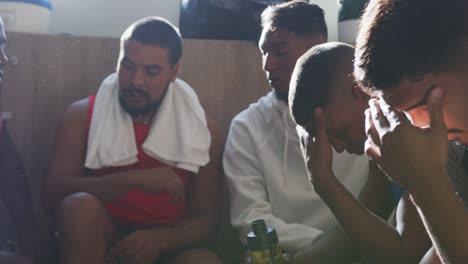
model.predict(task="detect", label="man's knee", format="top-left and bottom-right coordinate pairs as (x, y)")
top-left (56, 193), bottom-right (104, 219)
top-left (169, 249), bottom-right (221, 264)
top-left (55, 192), bottom-right (113, 236)
top-left (0, 252), bottom-right (35, 264)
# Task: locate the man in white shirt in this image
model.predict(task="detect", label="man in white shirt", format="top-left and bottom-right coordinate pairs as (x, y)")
top-left (223, 1), bottom-right (370, 261)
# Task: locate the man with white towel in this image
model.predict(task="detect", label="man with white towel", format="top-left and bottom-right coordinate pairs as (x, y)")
top-left (44, 17), bottom-right (222, 264)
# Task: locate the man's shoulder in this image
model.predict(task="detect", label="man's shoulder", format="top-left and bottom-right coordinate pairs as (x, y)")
top-left (231, 94), bottom-right (273, 128)
top-left (61, 98), bottom-right (90, 128)
top-left (69, 98), bottom-right (90, 111)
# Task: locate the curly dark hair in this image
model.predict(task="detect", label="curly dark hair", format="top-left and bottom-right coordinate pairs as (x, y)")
top-left (354, 0), bottom-right (468, 93)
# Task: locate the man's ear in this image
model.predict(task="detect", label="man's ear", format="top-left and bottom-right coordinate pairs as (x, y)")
top-left (304, 107), bottom-right (323, 136)
top-left (351, 83), bottom-right (370, 102)
top-left (169, 63), bottom-right (181, 82)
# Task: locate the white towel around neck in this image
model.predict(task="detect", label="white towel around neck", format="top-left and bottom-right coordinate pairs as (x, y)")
top-left (85, 73), bottom-right (211, 173)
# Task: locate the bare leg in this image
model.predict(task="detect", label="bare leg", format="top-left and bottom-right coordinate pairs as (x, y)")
top-left (55, 192), bottom-right (117, 264)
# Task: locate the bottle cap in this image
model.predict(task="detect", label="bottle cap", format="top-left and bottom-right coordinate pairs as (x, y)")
top-left (246, 219), bottom-right (279, 251)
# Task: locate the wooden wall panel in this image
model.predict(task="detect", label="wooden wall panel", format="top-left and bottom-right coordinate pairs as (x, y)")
top-left (180, 39), bottom-right (270, 133)
top-left (0, 33), bottom-right (122, 213)
top-left (0, 32), bottom-right (269, 262)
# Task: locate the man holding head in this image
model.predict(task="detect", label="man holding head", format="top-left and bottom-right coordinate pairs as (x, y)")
top-left (223, 1), bottom-right (369, 261)
top-left (291, 0), bottom-right (468, 263)
top-left (289, 41), bottom-right (468, 263)
top-left (353, 0), bottom-right (468, 263)
top-left (44, 17), bottom-right (222, 264)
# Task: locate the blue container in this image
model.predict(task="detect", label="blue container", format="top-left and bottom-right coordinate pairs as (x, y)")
top-left (0, 0), bottom-right (51, 10)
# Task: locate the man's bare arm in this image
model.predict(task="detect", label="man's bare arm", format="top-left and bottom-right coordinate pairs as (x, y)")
top-left (411, 175), bottom-right (468, 264)
top-left (299, 109), bottom-right (431, 263)
top-left (294, 162), bottom-right (396, 264)
top-left (109, 117), bottom-right (224, 258)
top-left (155, 118), bottom-right (223, 249)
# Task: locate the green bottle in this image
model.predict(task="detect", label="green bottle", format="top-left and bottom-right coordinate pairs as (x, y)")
top-left (246, 219), bottom-right (284, 264)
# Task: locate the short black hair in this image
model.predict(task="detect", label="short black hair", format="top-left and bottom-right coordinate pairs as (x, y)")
top-left (354, 0), bottom-right (468, 93)
top-left (289, 42), bottom-right (354, 128)
top-left (121, 17), bottom-right (183, 66)
top-left (261, 0), bottom-right (328, 39)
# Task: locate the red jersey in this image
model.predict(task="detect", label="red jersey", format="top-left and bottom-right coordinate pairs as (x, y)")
top-left (87, 95), bottom-right (190, 227)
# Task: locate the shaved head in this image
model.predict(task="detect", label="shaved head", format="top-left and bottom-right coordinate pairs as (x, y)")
top-left (289, 42), bottom-right (354, 127)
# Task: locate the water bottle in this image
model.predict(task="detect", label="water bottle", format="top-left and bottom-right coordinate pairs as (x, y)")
top-left (246, 219), bottom-right (284, 264)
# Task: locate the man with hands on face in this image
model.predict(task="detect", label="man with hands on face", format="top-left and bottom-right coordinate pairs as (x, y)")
top-left (288, 42), bottom-right (438, 264)
top-left (44, 17), bottom-right (222, 264)
top-left (290, 37), bottom-right (468, 263)
top-left (354, 0), bottom-right (468, 263)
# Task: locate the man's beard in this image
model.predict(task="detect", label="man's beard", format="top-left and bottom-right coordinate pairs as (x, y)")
top-left (119, 86), bottom-right (167, 117)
